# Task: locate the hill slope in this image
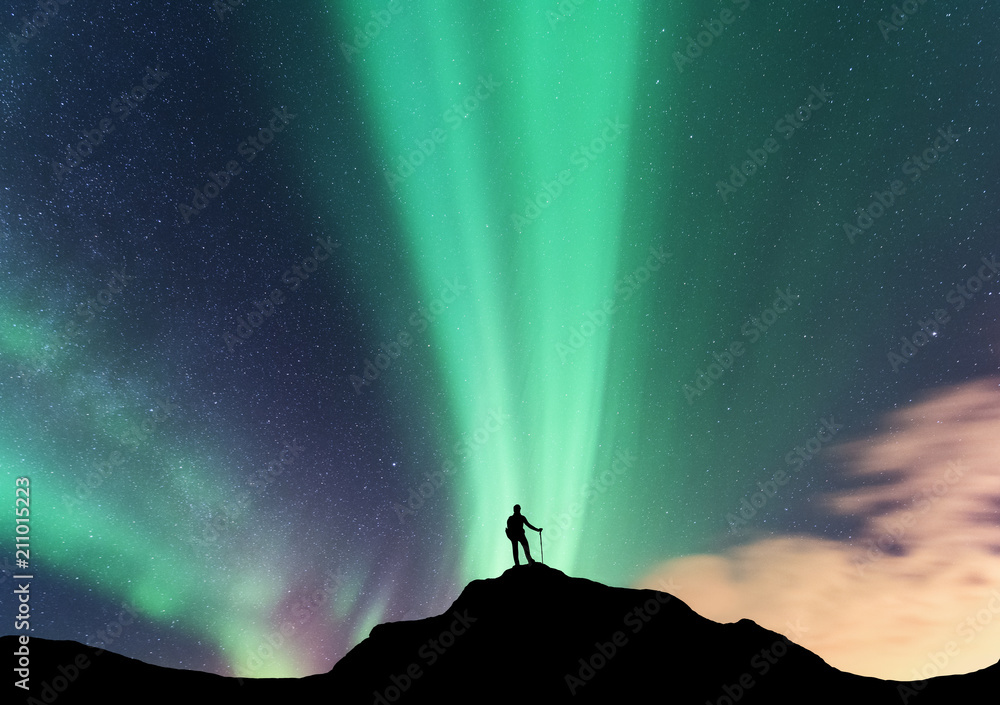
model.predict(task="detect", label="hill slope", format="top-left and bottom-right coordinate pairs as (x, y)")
top-left (8, 563), bottom-right (1000, 703)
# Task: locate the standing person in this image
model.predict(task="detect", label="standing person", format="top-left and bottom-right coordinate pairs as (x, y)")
top-left (506, 504), bottom-right (542, 567)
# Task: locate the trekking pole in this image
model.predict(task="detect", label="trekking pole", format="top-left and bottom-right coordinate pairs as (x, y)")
top-left (540, 529), bottom-right (543, 565)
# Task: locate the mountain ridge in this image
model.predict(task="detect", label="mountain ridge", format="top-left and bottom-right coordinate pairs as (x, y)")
top-left (8, 563), bottom-right (1000, 703)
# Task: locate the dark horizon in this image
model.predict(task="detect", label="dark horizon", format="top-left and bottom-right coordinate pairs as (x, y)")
top-left (9, 565), bottom-right (999, 704)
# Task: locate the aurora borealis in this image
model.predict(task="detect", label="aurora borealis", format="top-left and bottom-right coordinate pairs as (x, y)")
top-left (3, 0), bottom-right (1000, 684)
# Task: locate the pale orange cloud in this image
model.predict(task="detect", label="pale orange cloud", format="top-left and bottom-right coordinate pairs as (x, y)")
top-left (636, 378), bottom-right (1000, 680)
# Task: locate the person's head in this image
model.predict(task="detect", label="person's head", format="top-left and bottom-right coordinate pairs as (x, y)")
top-left (513, 504), bottom-right (521, 514)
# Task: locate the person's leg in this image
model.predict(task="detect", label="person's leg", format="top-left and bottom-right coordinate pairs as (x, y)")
top-left (511, 538), bottom-right (519, 566)
top-left (520, 536), bottom-right (534, 563)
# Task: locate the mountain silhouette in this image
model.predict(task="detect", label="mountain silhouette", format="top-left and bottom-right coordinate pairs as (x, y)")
top-left (8, 563), bottom-right (1000, 703)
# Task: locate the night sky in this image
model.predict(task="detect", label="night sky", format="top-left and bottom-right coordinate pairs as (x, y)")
top-left (3, 0), bottom-right (1000, 682)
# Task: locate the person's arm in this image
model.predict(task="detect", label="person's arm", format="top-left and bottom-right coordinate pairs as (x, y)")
top-left (523, 517), bottom-right (541, 532)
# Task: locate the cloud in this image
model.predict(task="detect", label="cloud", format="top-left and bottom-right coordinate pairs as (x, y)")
top-left (636, 378), bottom-right (1000, 680)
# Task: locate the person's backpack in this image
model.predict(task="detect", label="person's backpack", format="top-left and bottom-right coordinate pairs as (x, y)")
top-left (505, 514), bottom-right (520, 540)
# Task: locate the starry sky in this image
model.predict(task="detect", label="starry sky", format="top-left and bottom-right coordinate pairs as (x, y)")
top-left (2, 0), bottom-right (999, 682)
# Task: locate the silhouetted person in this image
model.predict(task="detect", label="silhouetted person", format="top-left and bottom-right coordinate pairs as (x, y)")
top-left (506, 504), bottom-right (542, 566)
